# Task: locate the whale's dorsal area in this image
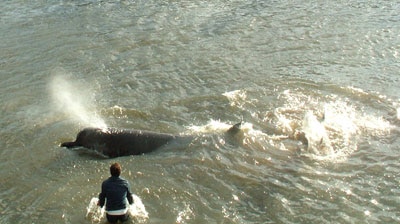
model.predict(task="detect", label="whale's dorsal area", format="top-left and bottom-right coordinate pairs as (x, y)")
top-left (61, 127), bottom-right (183, 157)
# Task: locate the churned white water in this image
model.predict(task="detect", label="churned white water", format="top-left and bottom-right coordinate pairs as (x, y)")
top-left (86, 194), bottom-right (148, 223)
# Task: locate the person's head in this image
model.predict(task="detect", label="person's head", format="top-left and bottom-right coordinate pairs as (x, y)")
top-left (110, 162), bottom-right (122, 177)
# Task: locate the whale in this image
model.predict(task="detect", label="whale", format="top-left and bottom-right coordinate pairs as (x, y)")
top-left (61, 123), bottom-right (242, 158)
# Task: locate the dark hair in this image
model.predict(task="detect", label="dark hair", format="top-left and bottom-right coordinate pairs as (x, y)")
top-left (110, 162), bottom-right (122, 177)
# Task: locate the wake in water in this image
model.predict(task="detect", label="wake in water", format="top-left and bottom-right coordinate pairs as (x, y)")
top-left (221, 88), bottom-right (394, 161)
top-left (86, 194), bottom-right (148, 223)
top-left (49, 72), bottom-right (107, 129)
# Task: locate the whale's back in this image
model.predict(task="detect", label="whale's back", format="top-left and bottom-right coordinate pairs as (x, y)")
top-left (104, 128), bottom-right (178, 157)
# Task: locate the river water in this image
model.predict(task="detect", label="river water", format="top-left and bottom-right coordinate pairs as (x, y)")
top-left (1, 0), bottom-right (400, 223)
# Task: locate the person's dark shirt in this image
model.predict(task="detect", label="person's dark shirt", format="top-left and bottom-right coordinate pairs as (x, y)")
top-left (98, 176), bottom-right (133, 211)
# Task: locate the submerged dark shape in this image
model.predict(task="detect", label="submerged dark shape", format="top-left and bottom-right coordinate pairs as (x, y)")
top-left (226, 121), bottom-right (242, 135)
top-left (61, 123), bottom-right (242, 158)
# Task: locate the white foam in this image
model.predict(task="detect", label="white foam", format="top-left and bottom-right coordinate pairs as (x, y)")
top-left (128, 194), bottom-right (149, 222)
top-left (185, 120), bottom-right (233, 135)
top-left (302, 111), bottom-right (333, 155)
top-left (86, 194), bottom-right (148, 223)
top-left (223, 88), bottom-right (395, 161)
top-left (176, 203), bottom-right (194, 223)
top-left (223, 89), bottom-right (248, 108)
top-left (287, 92), bottom-right (393, 161)
top-left (85, 198), bottom-right (104, 223)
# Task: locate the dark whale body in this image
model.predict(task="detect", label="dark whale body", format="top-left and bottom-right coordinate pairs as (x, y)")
top-left (61, 123), bottom-right (242, 158)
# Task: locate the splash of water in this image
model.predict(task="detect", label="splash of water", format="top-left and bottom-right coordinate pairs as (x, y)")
top-left (222, 88), bottom-right (394, 161)
top-left (128, 194), bottom-right (149, 222)
top-left (49, 74), bottom-right (107, 128)
top-left (290, 91), bottom-right (392, 161)
top-left (185, 120), bottom-right (284, 152)
top-left (397, 107), bottom-right (400, 120)
top-left (86, 194), bottom-right (148, 223)
top-left (302, 111), bottom-right (333, 155)
top-left (85, 197), bottom-right (104, 223)
top-left (186, 120), bottom-right (233, 135)
top-left (223, 90), bottom-right (247, 108)
top-left (176, 203), bottom-right (195, 223)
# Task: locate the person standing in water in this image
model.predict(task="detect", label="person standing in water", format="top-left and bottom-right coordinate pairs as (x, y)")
top-left (98, 162), bottom-right (134, 223)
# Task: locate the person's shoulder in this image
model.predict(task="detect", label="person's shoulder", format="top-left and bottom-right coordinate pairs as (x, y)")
top-left (119, 176), bottom-right (130, 184)
top-left (102, 177), bottom-right (113, 184)
top-left (119, 176), bottom-right (128, 182)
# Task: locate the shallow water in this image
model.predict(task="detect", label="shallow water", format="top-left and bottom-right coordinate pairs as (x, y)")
top-left (1, 0), bottom-right (400, 223)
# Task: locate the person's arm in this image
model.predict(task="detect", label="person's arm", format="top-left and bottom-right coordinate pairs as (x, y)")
top-left (98, 182), bottom-right (106, 207)
top-left (127, 191), bottom-right (134, 205)
top-left (126, 182), bottom-right (134, 205)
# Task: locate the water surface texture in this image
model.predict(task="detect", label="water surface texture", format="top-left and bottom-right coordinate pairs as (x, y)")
top-left (1, 1), bottom-right (400, 223)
